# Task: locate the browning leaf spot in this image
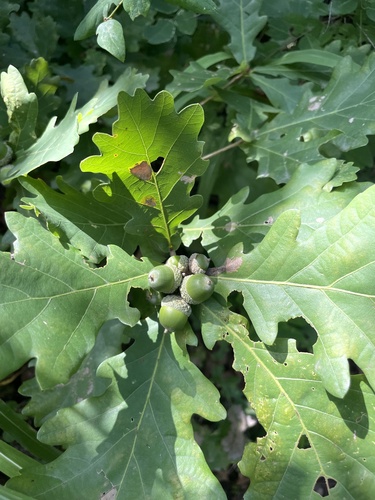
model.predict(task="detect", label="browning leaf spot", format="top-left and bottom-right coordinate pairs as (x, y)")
top-left (224, 256), bottom-right (243, 273)
top-left (143, 196), bottom-right (157, 207)
top-left (130, 161), bottom-right (152, 181)
top-left (208, 256), bottom-right (243, 276)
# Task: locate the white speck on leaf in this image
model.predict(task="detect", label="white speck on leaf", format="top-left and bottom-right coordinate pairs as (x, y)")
top-left (349, 117), bottom-right (354, 123)
top-left (308, 95), bottom-right (325, 111)
top-left (225, 221), bottom-right (238, 232)
top-left (181, 174), bottom-right (196, 184)
top-left (316, 217), bottom-right (325, 223)
top-left (264, 216), bottom-right (274, 225)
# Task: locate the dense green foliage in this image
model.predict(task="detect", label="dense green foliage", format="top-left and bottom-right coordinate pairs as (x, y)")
top-left (1, 1), bottom-right (375, 498)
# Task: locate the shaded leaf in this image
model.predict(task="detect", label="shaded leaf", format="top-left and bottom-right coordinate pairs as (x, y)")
top-left (7, 325), bottom-right (227, 499)
top-left (214, 185), bottom-right (375, 398)
top-left (246, 53), bottom-right (375, 183)
top-left (123, 0), bottom-right (150, 20)
top-left (81, 89), bottom-right (207, 252)
top-left (212, 0), bottom-right (267, 65)
top-left (0, 212), bottom-right (153, 389)
top-left (20, 176), bottom-right (137, 263)
top-left (166, 0), bottom-right (216, 14)
top-left (19, 320), bottom-right (126, 426)
top-left (143, 18), bottom-right (176, 44)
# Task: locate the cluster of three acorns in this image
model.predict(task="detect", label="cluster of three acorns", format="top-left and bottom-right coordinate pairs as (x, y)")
top-left (148, 253), bottom-right (215, 332)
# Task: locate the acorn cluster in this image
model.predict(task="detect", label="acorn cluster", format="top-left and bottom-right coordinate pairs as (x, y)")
top-left (148, 253), bottom-right (215, 332)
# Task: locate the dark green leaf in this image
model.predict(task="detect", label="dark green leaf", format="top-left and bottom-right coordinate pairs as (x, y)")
top-left (212, 0), bottom-right (267, 65)
top-left (7, 326), bottom-right (226, 499)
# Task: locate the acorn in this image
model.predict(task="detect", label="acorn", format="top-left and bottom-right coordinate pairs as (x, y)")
top-left (148, 264), bottom-right (182, 293)
top-left (166, 254), bottom-right (189, 274)
top-left (180, 273), bottom-right (215, 305)
top-left (189, 253), bottom-right (210, 274)
top-left (159, 295), bottom-right (191, 332)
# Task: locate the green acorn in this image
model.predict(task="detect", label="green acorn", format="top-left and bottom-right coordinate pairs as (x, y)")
top-left (159, 295), bottom-right (191, 332)
top-left (166, 254), bottom-right (189, 274)
top-left (180, 273), bottom-right (215, 305)
top-left (188, 253), bottom-right (210, 274)
top-left (148, 264), bottom-right (182, 293)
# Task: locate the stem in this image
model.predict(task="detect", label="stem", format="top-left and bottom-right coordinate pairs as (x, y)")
top-left (199, 67), bottom-right (250, 106)
top-left (105, 0), bottom-right (123, 20)
top-left (202, 139), bottom-right (244, 161)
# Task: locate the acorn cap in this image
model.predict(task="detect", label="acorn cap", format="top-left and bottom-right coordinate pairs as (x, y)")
top-left (159, 295), bottom-right (192, 332)
top-left (166, 254), bottom-right (189, 274)
top-left (180, 273), bottom-right (215, 305)
top-left (188, 253), bottom-right (210, 274)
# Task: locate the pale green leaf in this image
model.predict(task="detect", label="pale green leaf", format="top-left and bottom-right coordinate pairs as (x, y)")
top-left (7, 326), bottom-right (226, 499)
top-left (199, 306), bottom-right (375, 498)
top-left (81, 89), bottom-right (208, 253)
top-left (0, 485), bottom-right (36, 500)
top-left (0, 65), bottom-right (38, 150)
top-left (3, 69), bottom-right (147, 181)
top-left (182, 160), bottom-right (368, 262)
top-left (96, 19), bottom-right (125, 61)
top-left (0, 212), bottom-right (154, 389)
top-left (74, 0), bottom-right (117, 40)
top-left (212, 0), bottom-right (267, 65)
top-left (214, 185), bottom-right (375, 398)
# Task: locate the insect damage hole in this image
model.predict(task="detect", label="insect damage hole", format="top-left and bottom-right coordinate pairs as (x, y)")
top-left (297, 434), bottom-right (311, 449)
top-left (314, 477), bottom-right (337, 497)
top-left (151, 156), bottom-right (164, 173)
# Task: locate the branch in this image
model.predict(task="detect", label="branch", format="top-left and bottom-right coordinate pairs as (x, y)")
top-left (202, 139), bottom-right (244, 161)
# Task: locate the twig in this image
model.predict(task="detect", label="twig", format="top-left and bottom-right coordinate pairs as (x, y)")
top-left (202, 139), bottom-right (244, 161)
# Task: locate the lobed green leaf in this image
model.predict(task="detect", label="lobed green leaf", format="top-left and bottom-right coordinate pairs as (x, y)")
top-left (7, 325), bottom-right (226, 499)
top-left (81, 88), bottom-right (208, 253)
top-left (214, 185), bottom-right (375, 398)
top-left (212, 0), bottom-right (267, 65)
top-left (0, 212), bottom-right (153, 389)
top-left (199, 305), bottom-right (375, 498)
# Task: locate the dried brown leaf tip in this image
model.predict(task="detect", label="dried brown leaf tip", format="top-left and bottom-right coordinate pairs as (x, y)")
top-left (130, 161), bottom-right (152, 181)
